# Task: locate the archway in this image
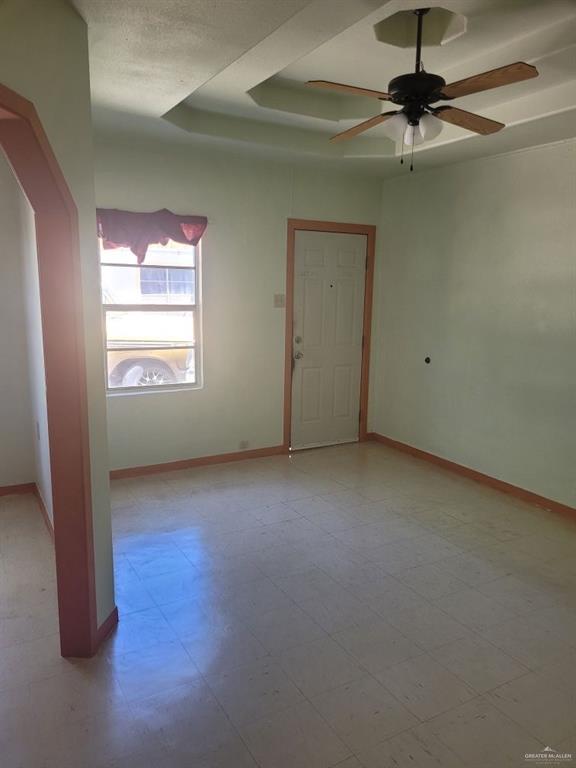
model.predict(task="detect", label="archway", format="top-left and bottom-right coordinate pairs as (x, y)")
top-left (0, 83), bottom-right (102, 657)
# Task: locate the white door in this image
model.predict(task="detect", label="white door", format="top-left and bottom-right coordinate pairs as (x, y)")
top-left (291, 230), bottom-right (367, 450)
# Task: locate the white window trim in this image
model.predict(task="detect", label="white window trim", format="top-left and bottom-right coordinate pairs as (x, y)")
top-left (100, 241), bottom-right (203, 395)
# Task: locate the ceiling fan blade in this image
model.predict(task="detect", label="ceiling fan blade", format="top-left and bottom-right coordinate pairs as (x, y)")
top-left (308, 80), bottom-right (391, 100)
top-left (434, 106), bottom-right (504, 135)
top-left (330, 112), bottom-right (398, 142)
top-left (441, 62), bottom-right (538, 100)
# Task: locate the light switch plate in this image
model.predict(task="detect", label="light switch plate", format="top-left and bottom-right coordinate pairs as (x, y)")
top-left (273, 293), bottom-right (286, 308)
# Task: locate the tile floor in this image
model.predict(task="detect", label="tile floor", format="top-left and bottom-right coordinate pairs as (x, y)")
top-left (2, 442), bottom-right (576, 767)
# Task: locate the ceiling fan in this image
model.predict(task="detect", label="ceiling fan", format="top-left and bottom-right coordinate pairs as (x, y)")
top-left (308, 7), bottom-right (538, 167)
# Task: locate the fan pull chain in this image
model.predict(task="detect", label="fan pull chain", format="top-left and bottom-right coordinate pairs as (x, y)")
top-left (410, 141), bottom-right (415, 172)
top-left (400, 133), bottom-right (405, 165)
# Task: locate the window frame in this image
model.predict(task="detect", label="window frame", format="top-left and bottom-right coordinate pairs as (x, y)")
top-left (100, 241), bottom-right (202, 395)
top-left (138, 265), bottom-right (195, 296)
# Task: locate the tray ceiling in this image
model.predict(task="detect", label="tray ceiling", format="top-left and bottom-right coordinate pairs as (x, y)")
top-left (73, 0), bottom-right (576, 175)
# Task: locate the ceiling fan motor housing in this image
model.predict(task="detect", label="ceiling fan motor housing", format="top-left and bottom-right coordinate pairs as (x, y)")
top-left (388, 72), bottom-right (446, 122)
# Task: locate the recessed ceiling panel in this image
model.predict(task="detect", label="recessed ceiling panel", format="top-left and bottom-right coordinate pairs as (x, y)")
top-left (81, 0), bottom-right (576, 172)
top-left (373, 7), bottom-right (467, 48)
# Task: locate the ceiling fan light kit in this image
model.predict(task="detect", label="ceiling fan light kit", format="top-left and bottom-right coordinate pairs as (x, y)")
top-left (381, 112), bottom-right (408, 141)
top-left (419, 112), bottom-right (443, 140)
top-left (308, 7), bottom-right (539, 170)
top-left (403, 122), bottom-right (424, 147)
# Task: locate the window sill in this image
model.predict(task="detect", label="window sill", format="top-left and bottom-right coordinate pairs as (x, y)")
top-left (106, 382), bottom-right (203, 397)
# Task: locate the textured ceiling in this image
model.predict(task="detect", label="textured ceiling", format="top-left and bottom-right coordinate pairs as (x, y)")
top-left (75, 0), bottom-right (576, 175)
top-left (70, 0), bottom-right (316, 114)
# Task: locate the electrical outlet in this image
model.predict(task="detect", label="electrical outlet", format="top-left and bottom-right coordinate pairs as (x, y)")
top-left (273, 293), bottom-right (285, 308)
top-left (239, 440), bottom-right (249, 450)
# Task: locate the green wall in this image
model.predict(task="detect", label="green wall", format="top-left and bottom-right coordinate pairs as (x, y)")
top-left (370, 139), bottom-right (576, 507)
top-left (95, 138), bottom-right (382, 470)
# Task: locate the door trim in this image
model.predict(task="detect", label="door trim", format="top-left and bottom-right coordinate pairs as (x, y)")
top-left (0, 81), bottom-right (113, 657)
top-left (283, 219), bottom-right (376, 452)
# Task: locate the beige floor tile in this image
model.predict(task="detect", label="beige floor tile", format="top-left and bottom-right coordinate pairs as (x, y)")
top-left (268, 517), bottom-right (327, 546)
top-left (320, 490), bottom-right (368, 510)
top-left (371, 536), bottom-right (461, 574)
top-left (434, 588), bottom-right (517, 632)
top-left (410, 508), bottom-right (466, 534)
top-left (538, 648), bottom-right (576, 692)
top-left (332, 519), bottom-right (425, 554)
top-left (507, 533), bottom-right (576, 562)
top-left (302, 536), bottom-right (368, 570)
top-left (113, 568), bottom-right (156, 616)
top-left (246, 603), bottom-right (327, 653)
top-left (0, 632), bottom-right (70, 691)
top-left (139, 566), bottom-right (203, 607)
top-left (251, 542), bottom-right (322, 579)
top-left (165, 739), bottom-right (259, 767)
top-left (302, 506), bottom-right (366, 534)
top-left (0, 576), bottom-right (57, 614)
top-left (530, 603), bottom-right (576, 639)
top-left (205, 657), bottom-right (305, 727)
top-left (383, 598), bottom-right (472, 650)
top-left (39, 708), bottom-right (163, 768)
top-left (102, 606), bottom-right (179, 656)
top-left (555, 738), bottom-right (576, 762)
top-left (128, 680), bottom-right (239, 756)
top-left (126, 543), bottom-right (194, 580)
top-left (418, 698), bottom-right (543, 768)
top-left (396, 563), bottom-right (468, 600)
top-left (333, 617), bottom-right (424, 674)
top-left (251, 502), bottom-right (304, 524)
top-left (159, 595), bottom-right (223, 639)
top-left (277, 636), bottom-right (366, 697)
top-left (104, 747), bottom-right (179, 768)
top-left (476, 575), bottom-right (561, 616)
top-left (0, 680), bottom-right (32, 735)
top-left (30, 664), bottom-right (126, 728)
top-left (435, 551), bottom-right (508, 587)
top-left (430, 634), bottom-right (529, 693)
top-left (299, 590), bottom-right (379, 634)
top-left (0, 597), bottom-right (59, 650)
top-left (112, 641), bottom-right (202, 702)
top-left (438, 524), bottom-right (502, 553)
top-left (485, 672), bottom-right (576, 745)
top-left (317, 561), bottom-right (396, 599)
top-left (357, 727), bottom-right (464, 768)
top-left (311, 677), bottom-right (418, 752)
top-left (287, 497), bottom-right (344, 518)
top-left (195, 556), bottom-right (266, 585)
top-left (274, 567), bottom-right (345, 604)
top-left (240, 700), bottom-right (351, 768)
top-left (480, 615), bottom-right (574, 668)
top-left (3, 444), bottom-right (576, 768)
top-left (330, 759), bottom-right (364, 768)
top-left (214, 577), bottom-right (296, 622)
top-left (376, 653), bottom-right (476, 720)
top-left (357, 577), bottom-right (424, 616)
top-left (181, 621), bottom-right (270, 676)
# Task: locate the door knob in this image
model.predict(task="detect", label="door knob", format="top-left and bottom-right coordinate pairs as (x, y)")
top-left (294, 351), bottom-right (304, 360)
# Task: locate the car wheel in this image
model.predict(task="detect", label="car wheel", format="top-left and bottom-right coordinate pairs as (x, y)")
top-left (120, 360), bottom-right (176, 387)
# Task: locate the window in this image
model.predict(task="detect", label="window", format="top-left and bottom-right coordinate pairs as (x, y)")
top-left (139, 267), bottom-right (194, 296)
top-left (99, 240), bottom-right (200, 390)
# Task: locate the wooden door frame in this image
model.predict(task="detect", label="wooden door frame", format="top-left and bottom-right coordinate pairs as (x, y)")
top-left (283, 219), bottom-right (376, 452)
top-left (0, 82), bottom-right (113, 657)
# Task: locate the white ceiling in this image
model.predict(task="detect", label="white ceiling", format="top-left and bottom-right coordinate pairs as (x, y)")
top-left (73, 0), bottom-right (576, 175)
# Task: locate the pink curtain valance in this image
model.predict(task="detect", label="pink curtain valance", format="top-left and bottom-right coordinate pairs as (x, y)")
top-left (97, 208), bottom-right (208, 264)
